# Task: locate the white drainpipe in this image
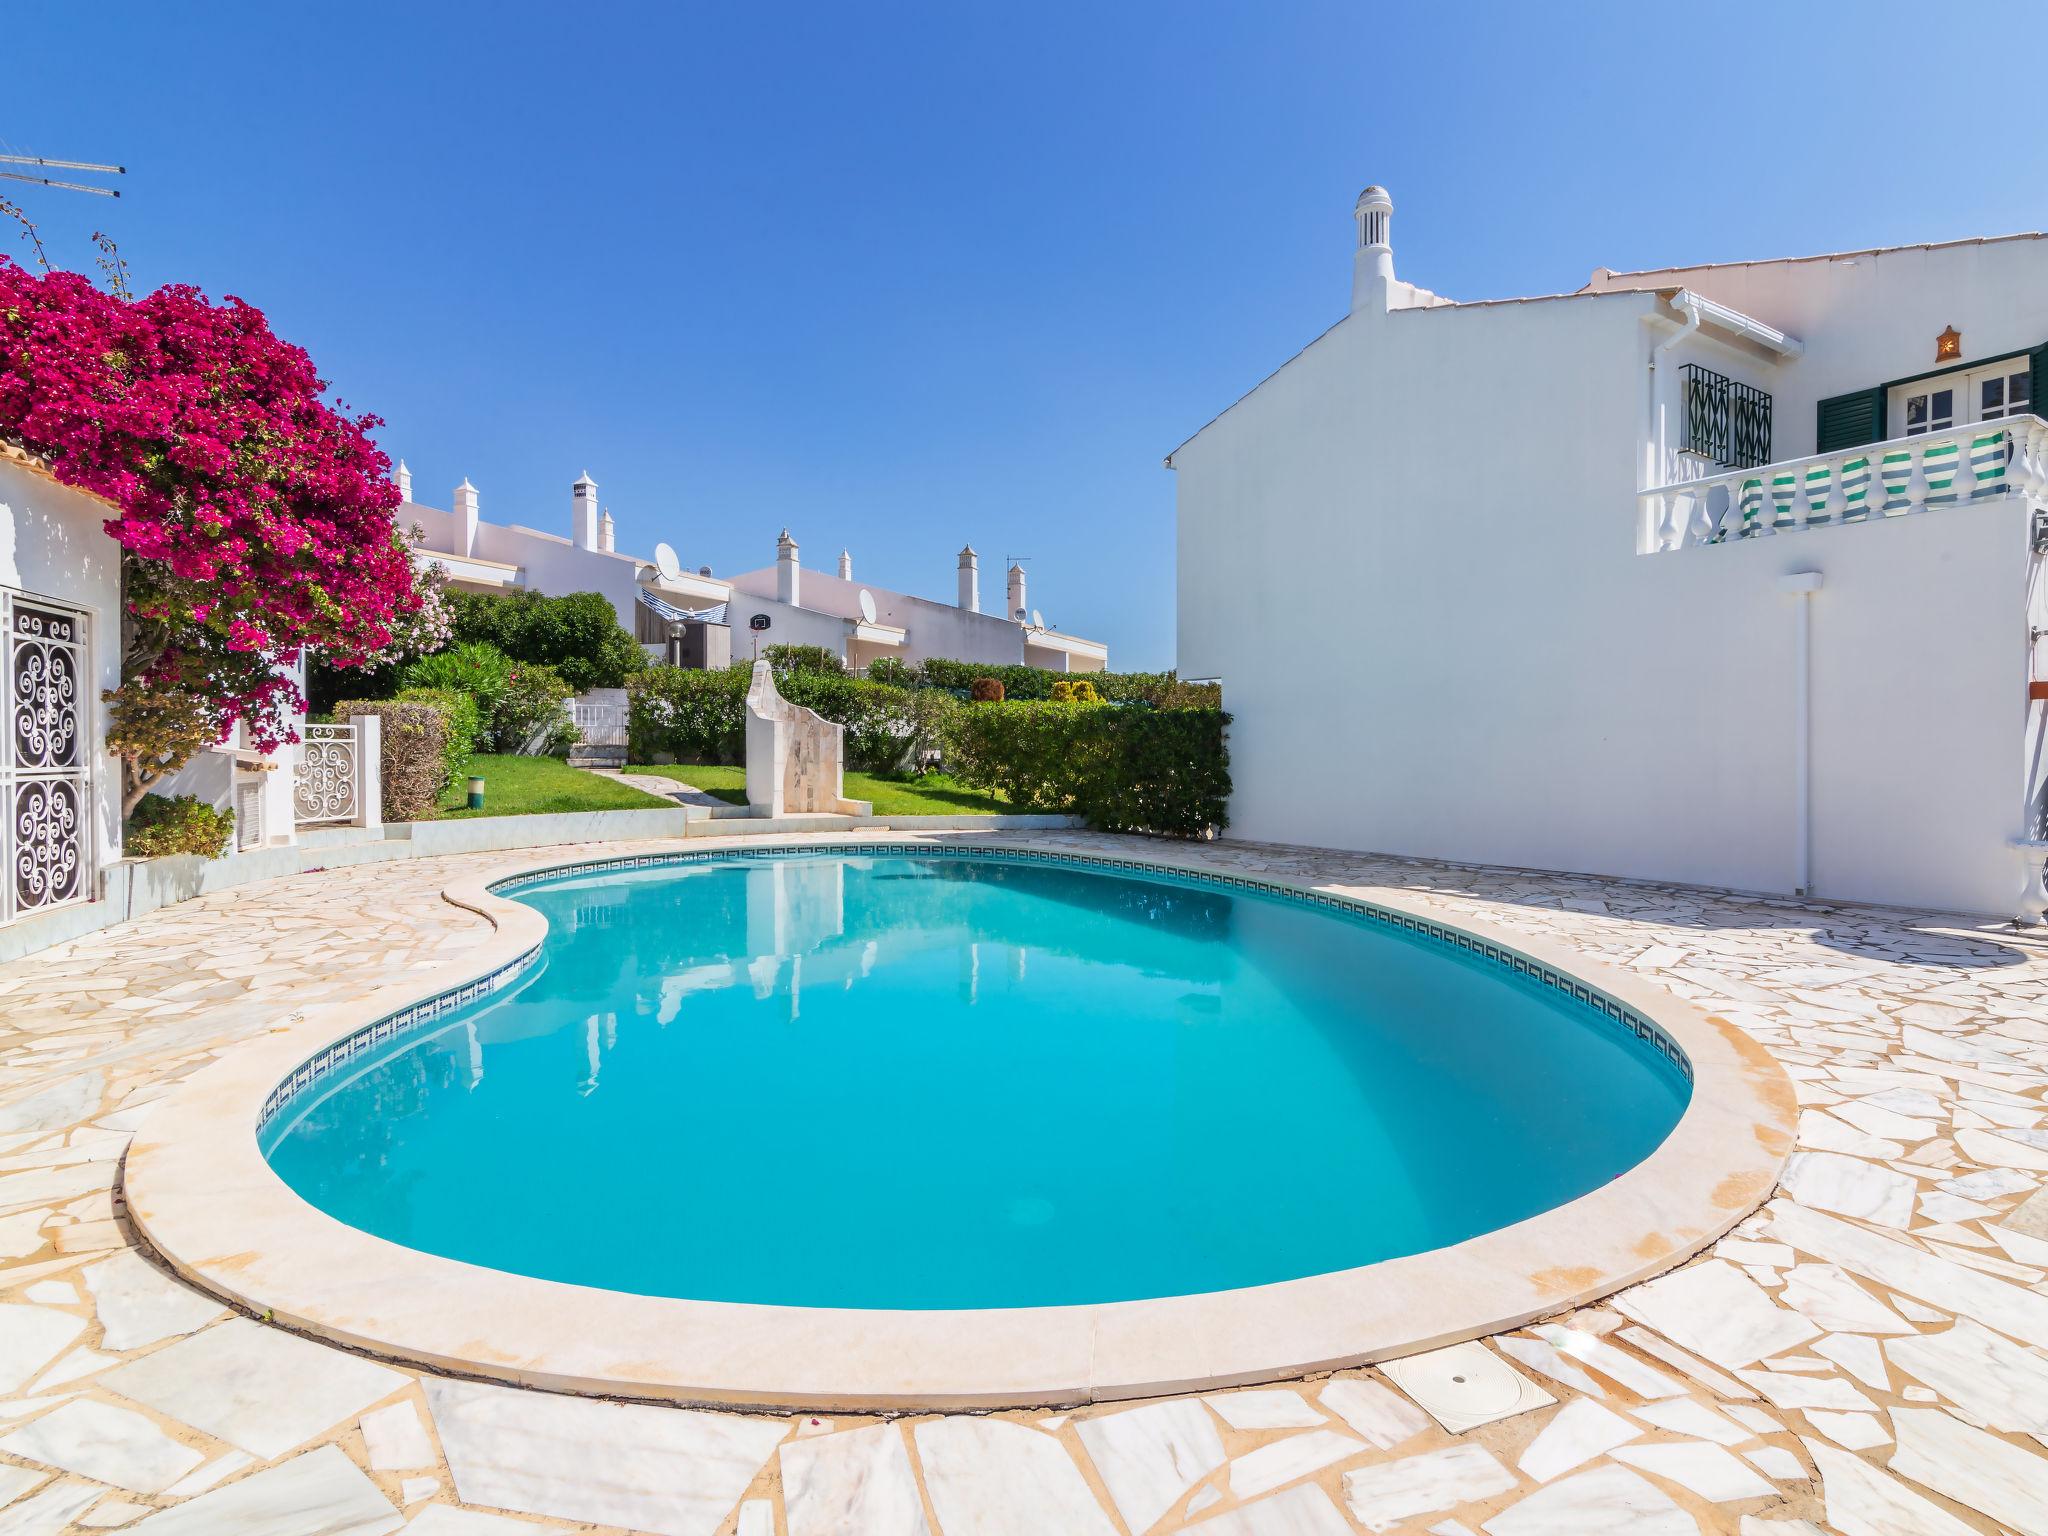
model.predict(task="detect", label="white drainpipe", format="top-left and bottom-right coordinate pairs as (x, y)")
top-left (1647, 292), bottom-right (1704, 550)
top-left (1780, 570), bottom-right (1824, 895)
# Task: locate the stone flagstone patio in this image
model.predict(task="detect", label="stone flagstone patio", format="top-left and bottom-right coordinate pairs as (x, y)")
top-left (0, 828), bottom-right (2043, 1534)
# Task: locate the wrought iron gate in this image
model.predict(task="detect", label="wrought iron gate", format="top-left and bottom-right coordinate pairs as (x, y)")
top-left (1, 588), bottom-right (91, 926)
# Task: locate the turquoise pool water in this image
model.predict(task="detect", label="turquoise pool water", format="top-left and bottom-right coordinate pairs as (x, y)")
top-left (261, 852), bottom-right (1689, 1309)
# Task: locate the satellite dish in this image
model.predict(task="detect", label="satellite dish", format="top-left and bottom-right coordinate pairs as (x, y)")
top-left (1030, 608), bottom-right (1044, 629)
top-left (858, 589), bottom-right (877, 624)
top-left (653, 542), bottom-right (682, 583)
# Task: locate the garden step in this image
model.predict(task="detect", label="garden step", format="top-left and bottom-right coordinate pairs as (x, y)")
top-left (567, 745), bottom-right (629, 769)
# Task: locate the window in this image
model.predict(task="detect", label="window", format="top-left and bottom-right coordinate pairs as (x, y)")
top-left (1, 588), bottom-right (93, 926)
top-left (1901, 385), bottom-right (1955, 436)
top-left (1980, 367), bottom-right (2033, 421)
top-left (1894, 360), bottom-right (2033, 435)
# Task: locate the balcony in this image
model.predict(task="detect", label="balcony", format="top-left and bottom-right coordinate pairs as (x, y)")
top-left (1640, 414), bottom-right (2048, 552)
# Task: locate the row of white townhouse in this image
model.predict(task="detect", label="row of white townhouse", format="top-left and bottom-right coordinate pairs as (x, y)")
top-left (1171, 186), bottom-right (2048, 919)
top-left (397, 467), bottom-right (1109, 676)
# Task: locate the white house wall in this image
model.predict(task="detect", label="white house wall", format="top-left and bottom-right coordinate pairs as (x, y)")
top-left (1591, 236), bottom-right (2048, 458)
top-left (727, 566), bottom-right (1066, 669)
top-left (1174, 277), bottom-right (2035, 916)
top-left (0, 457), bottom-right (124, 864)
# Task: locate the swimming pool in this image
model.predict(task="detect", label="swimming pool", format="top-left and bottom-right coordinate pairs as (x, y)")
top-left (259, 849), bottom-right (1690, 1311)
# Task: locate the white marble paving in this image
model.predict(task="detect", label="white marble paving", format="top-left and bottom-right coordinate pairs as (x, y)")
top-left (1225, 1429), bottom-right (1365, 1500)
top-left (0, 1397), bottom-right (202, 1492)
top-left (1, 833), bottom-right (2047, 1533)
top-left (1887, 1406), bottom-right (2048, 1535)
top-left (82, 1249), bottom-right (224, 1351)
top-left (1339, 1442), bottom-right (1515, 1532)
top-left (124, 1444), bottom-right (402, 1536)
top-left (424, 1377), bottom-right (786, 1536)
top-left (780, 1420), bottom-right (929, 1536)
top-left (1480, 1463), bottom-right (1697, 1535)
top-left (105, 1319), bottom-right (408, 1460)
top-left (914, 1416), bottom-right (1118, 1536)
top-left (1515, 1399), bottom-right (1639, 1483)
top-left (1184, 1482), bottom-right (1353, 1536)
top-left (1074, 1397), bottom-right (1225, 1534)
top-left (360, 1400), bottom-right (437, 1472)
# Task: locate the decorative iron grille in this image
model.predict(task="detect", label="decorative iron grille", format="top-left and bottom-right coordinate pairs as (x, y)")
top-left (1681, 364), bottom-right (1773, 469)
top-left (1, 588), bottom-right (92, 927)
top-left (293, 722), bottom-right (359, 825)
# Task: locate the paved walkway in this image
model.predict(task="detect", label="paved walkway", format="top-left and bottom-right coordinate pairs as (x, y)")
top-left (0, 830), bottom-right (2043, 1534)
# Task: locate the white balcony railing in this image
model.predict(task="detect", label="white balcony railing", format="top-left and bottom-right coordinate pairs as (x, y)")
top-left (1641, 414), bottom-right (2048, 552)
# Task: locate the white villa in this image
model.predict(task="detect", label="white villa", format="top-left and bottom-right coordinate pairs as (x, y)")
top-left (401, 468), bottom-right (1109, 675)
top-left (1172, 187), bottom-right (2048, 919)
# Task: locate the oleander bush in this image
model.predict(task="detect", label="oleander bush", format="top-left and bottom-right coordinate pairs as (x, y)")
top-left (335, 698), bottom-right (449, 821)
top-left (123, 793), bottom-right (234, 859)
top-left (945, 703), bottom-right (1230, 837)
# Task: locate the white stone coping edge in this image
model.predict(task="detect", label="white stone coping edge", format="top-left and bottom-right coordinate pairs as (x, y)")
top-left (123, 832), bottom-right (1797, 1412)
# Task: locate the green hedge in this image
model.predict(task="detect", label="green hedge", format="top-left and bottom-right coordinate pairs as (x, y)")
top-left (392, 687), bottom-right (479, 791)
top-left (945, 703), bottom-right (1231, 837)
top-left (867, 656), bottom-right (1178, 704)
top-left (335, 698), bottom-right (450, 822)
top-left (628, 665), bottom-right (958, 773)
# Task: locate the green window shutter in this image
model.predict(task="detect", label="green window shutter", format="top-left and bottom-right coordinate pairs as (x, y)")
top-left (2031, 344), bottom-right (2047, 419)
top-left (1815, 387), bottom-right (1886, 454)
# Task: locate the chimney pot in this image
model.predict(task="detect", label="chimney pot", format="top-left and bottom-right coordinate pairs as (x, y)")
top-left (1352, 184), bottom-right (1395, 313)
top-left (453, 479), bottom-right (480, 557)
top-left (572, 472), bottom-right (600, 550)
top-left (395, 458), bottom-right (413, 503)
top-left (957, 545), bottom-right (980, 612)
top-left (776, 529), bottom-right (800, 606)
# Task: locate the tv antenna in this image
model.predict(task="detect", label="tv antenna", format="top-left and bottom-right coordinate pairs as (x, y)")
top-left (0, 154), bottom-right (125, 198)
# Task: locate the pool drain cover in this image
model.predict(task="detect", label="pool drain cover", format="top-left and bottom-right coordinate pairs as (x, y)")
top-left (1380, 1341), bottom-right (1554, 1433)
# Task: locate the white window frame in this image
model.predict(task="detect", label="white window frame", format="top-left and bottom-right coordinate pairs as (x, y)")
top-left (1, 586), bottom-right (96, 927)
top-left (1892, 358), bottom-right (2035, 435)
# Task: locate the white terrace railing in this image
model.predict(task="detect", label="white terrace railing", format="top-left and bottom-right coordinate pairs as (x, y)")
top-left (1641, 414), bottom-right (2048, 552)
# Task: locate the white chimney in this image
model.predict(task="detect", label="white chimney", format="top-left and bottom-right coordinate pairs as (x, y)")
top-left (395, 458), bottom-right (413, 503)
top-left (957, 546), bottom-right (980, 612)
top-left (1007, 561), bottom-right (1028, 623)
top-left (599, 508), bottom-right (615, 553)
top-left (837, 549), bottom-right (852, 580)
top-left (776, 529), bottom-right (800, 606)
top-left (1352, 184), bottom-right (1394, 313)
top-left (453, 478), bottom-right (479, 556)
top-left (572, 472), bottom-right (600, 550)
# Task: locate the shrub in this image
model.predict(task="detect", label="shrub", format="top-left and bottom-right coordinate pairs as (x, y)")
top-left (626, 665), bottom-right (958, 773)
top-left (393, 687), bottom-right (478, 790)
top-left (450, 589), bottom-right (646, 691)
top-left (400, 642), bottom-right (572, 753)
top-left (866, 656), bottom-right (914, 688)
top-left (946, 704), bottom-right (1230, 837)
top-left (1049, 679), bottom-right (1102, 705)
top-left (1160, 679), bottom-right (1222, 710)
top-left (879, 658), bottom-right (1179, 706)
top-left (765, 643), bottom-right (844, 676)
top-left (335, 699), bottom-right (449, 822)
top-left (970, 677), bottom-right (1004, 702)
top-left (124, 793), bottom-right (234, 859)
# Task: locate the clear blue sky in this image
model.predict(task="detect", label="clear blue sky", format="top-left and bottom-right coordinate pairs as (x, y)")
top-left (10, 0), bottom-right (2045, 669)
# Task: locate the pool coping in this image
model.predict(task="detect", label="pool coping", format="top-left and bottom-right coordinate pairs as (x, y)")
top-left (122, 831), bottom-right (1797, 1412)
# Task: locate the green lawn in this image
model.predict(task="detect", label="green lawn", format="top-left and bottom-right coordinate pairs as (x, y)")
top-left (622, 762), bottom-right (1010, 816)
top-left (437, 755), bottom-right (676, 819)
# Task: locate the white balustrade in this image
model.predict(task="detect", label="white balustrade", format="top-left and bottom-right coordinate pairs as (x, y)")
top-left (1641, 413), bottom-right (2048, 552)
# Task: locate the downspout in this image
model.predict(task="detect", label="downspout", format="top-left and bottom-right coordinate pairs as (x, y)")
top-left (1781, 570), bottom-right (1824, 896)
top-left (1647, 291), bottom-right (1704, 549)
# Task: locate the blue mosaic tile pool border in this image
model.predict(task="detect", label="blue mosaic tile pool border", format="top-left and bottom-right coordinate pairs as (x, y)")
top-left (259, 841), bottom-right (1692, 1133)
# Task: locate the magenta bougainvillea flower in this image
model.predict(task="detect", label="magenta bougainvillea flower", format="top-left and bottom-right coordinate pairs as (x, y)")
top-left (0, 257), bottom-right (420, 757)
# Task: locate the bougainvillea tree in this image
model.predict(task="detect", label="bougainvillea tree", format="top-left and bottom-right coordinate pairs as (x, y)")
top-left (0, 257), bottom-right (443, 811)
